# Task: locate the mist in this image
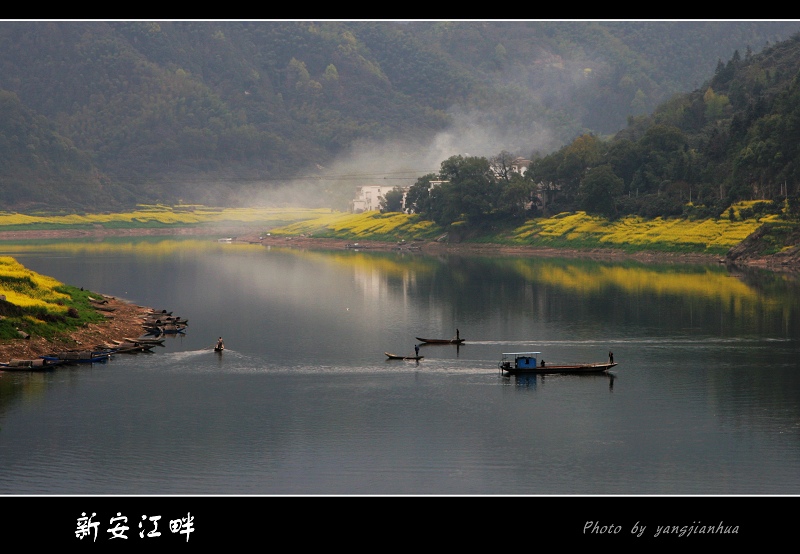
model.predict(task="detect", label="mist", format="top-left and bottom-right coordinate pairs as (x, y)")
top-left (229, 108), bottom-right (558, 210)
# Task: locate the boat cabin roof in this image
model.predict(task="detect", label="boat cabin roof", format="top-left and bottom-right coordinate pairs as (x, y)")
top-left (501, 352), bottom-right (541, 357)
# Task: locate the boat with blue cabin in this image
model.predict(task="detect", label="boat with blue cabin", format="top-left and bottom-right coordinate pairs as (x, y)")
top-left (498, 351), bottom-right (616, 375)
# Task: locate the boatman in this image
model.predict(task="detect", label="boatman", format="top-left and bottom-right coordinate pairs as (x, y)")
top-left (456, 328), bottom-right (460, 341)
top-left (217, 337), bottom-right (225, 350)
top-left (415, 344), bottom-right (420, 357)
top-left (609, 351), bottom-right (614, 363)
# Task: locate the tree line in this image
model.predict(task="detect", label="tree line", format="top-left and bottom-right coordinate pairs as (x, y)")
top-left (380, 35), bottom-right (800, 227)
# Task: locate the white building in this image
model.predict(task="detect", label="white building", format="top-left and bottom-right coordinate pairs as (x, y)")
top-left (350, 185), bottom-right (409, 213)
top-left (511, 157), bottom-right (530, 175)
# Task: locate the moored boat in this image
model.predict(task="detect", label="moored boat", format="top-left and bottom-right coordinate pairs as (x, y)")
top-left (108, 342), bottom-right (155, 354)
top-left (498, 351), bottom-right (617, 375)
top-left (0, 358), bottom-right (65, 370)
top-left (41, 350), bottom-right (112, 364)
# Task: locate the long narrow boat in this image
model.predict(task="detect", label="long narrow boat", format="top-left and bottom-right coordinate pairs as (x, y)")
top-left (109, 342), bottom-right (156, 354)
top-left (498, 351), bottom-right (617, 375)
top-left (0, 358), bottom-right (65, 370)
top-left (385, 352), bottom-right (424, 360)
top-left (41, 350), bottom-right (112, 364)
top-left (415, 337), bottom-right (465, 344)
top-left (144, 324), bottom-right (187, 336)
top-left (123, 336), bottom-right (165, 346)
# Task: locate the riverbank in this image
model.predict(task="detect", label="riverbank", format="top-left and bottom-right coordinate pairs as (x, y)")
top-left (0, 223), bottom-right (794, 364)
top-left (258, 234), bottom-right (727, 265)
top-left (0, 295), bottom-right (156, 364)
top-left (257, 232), bottom-right (800, 272)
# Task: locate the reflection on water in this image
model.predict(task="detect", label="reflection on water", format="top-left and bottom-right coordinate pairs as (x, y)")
top-left (1, 239), bottom-right (799, 494)
top-left (509, 371), bottom-right (617, 391)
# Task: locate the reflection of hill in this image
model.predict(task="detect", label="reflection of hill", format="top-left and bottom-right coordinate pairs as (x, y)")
top-left (0, 372), bottom-right (51, 420)
top-left (5, 240), bottom-right (798, 338)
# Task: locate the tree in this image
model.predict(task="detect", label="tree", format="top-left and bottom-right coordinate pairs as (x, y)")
top-left (579, 164), bottom-right (624, 218)
top-left (380, 186), bottom-right (405, 212)
top-left (489, 150), bottom-right (517, 182)
top-left (436, 155), bottom-right (499, 225)
top-left (498, 172), bottom-right (538, 218)
top-left (405, 173), bottom-right (438, 215)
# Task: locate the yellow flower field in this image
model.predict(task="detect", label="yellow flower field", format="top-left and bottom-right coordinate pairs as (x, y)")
top-left (0, 256), bottom-right (70, 312)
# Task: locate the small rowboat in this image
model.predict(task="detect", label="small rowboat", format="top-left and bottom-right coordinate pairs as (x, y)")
top-left (214, 345), bottom-right (224, 353)
top-left (385, 352), bottom-right (424, 360)
top-left (415, 337), bottom-right (464, 344)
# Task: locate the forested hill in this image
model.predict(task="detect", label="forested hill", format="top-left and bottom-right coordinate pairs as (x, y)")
top-left (0, 21), bottom-right (798, 212)
top-left (523, 32), bottom-right (800, 224)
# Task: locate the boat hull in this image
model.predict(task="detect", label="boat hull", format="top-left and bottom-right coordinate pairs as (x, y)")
top-left (500, 362), bottom-right (617, 375)
top-left (0, 358), bottom-right (64, 370)
top-left (415, 337), bottom-right (464, 344)
top-left (385, 352), bottom-right (424, 360)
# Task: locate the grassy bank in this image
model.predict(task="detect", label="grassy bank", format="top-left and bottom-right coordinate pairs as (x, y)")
top-left (0, 202), bottom-right (786, 256)
top-left (0, 257), bottom-right (108, 340)
top-left (267, 203), bottom-right (784, 255)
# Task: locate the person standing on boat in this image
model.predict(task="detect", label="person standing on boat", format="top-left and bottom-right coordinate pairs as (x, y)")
top-left (609, 351), bottom-right (614, 364)
top-left (456, 329), bottom-right (460, 341)
top-left (414, 344), bottom-right (420, 357)
top-left (217, 337), bottom-right (225, 350)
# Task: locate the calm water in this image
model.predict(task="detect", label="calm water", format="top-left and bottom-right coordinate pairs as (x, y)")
top-left (1, 237), bottom-right (799, 495)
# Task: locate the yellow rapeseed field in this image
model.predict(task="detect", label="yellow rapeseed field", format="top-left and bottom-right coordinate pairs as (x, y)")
top-left (0, 256), bottom-right (70, 312)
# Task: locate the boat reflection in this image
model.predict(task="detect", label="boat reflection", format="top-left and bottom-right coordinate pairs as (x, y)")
top-left (506, 372), bottom-right (615, 391)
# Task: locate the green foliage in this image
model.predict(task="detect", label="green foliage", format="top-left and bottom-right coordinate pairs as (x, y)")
top-left (579, 165), bottom-right (624, 218)
top-left (0, 21), bottom-right (798, 212)
top-left (379, 186), bottom-right (406, 213)
top-left (0, 284), bottom-right (107, 340)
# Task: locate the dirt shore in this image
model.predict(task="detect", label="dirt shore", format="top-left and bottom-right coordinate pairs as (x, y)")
top-left (0, 296), bottom-right (158, 363)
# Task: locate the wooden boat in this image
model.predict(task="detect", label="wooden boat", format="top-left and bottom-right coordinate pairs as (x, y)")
top-left (498, 351), bottom-right (617, 375)
top-left (41, 350), bottom-right (112, 364)
top-left (0, 358), bottom-right (65, 370)
top-left (144, 323), bottom-right (187, 335)
top-left (214, 345), bottom-right (224, 353)
top-left (109, 342), bottom-right (155, 354)
top-left (416, 337), bottom-right (465, 344)
top-left (143, 316), bottom-right (188, 326)
top-left (123, 336), bottom-right (165, 346)
top-left (385, 352), bottom-right (424, 360)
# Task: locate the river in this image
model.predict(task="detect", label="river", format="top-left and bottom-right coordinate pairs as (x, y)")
top-left (0, 236), bottom-right (797, 540)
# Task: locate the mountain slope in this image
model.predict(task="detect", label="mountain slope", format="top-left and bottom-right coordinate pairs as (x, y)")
top-left (0, 20), bottom-right (798, 211)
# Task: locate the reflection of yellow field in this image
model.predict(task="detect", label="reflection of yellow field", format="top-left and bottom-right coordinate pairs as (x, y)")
top-left (523, 262), bottom-right (759, 304)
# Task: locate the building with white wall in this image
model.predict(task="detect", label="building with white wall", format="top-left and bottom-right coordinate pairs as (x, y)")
top-left (350, 185), bottom-right (409, 213)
